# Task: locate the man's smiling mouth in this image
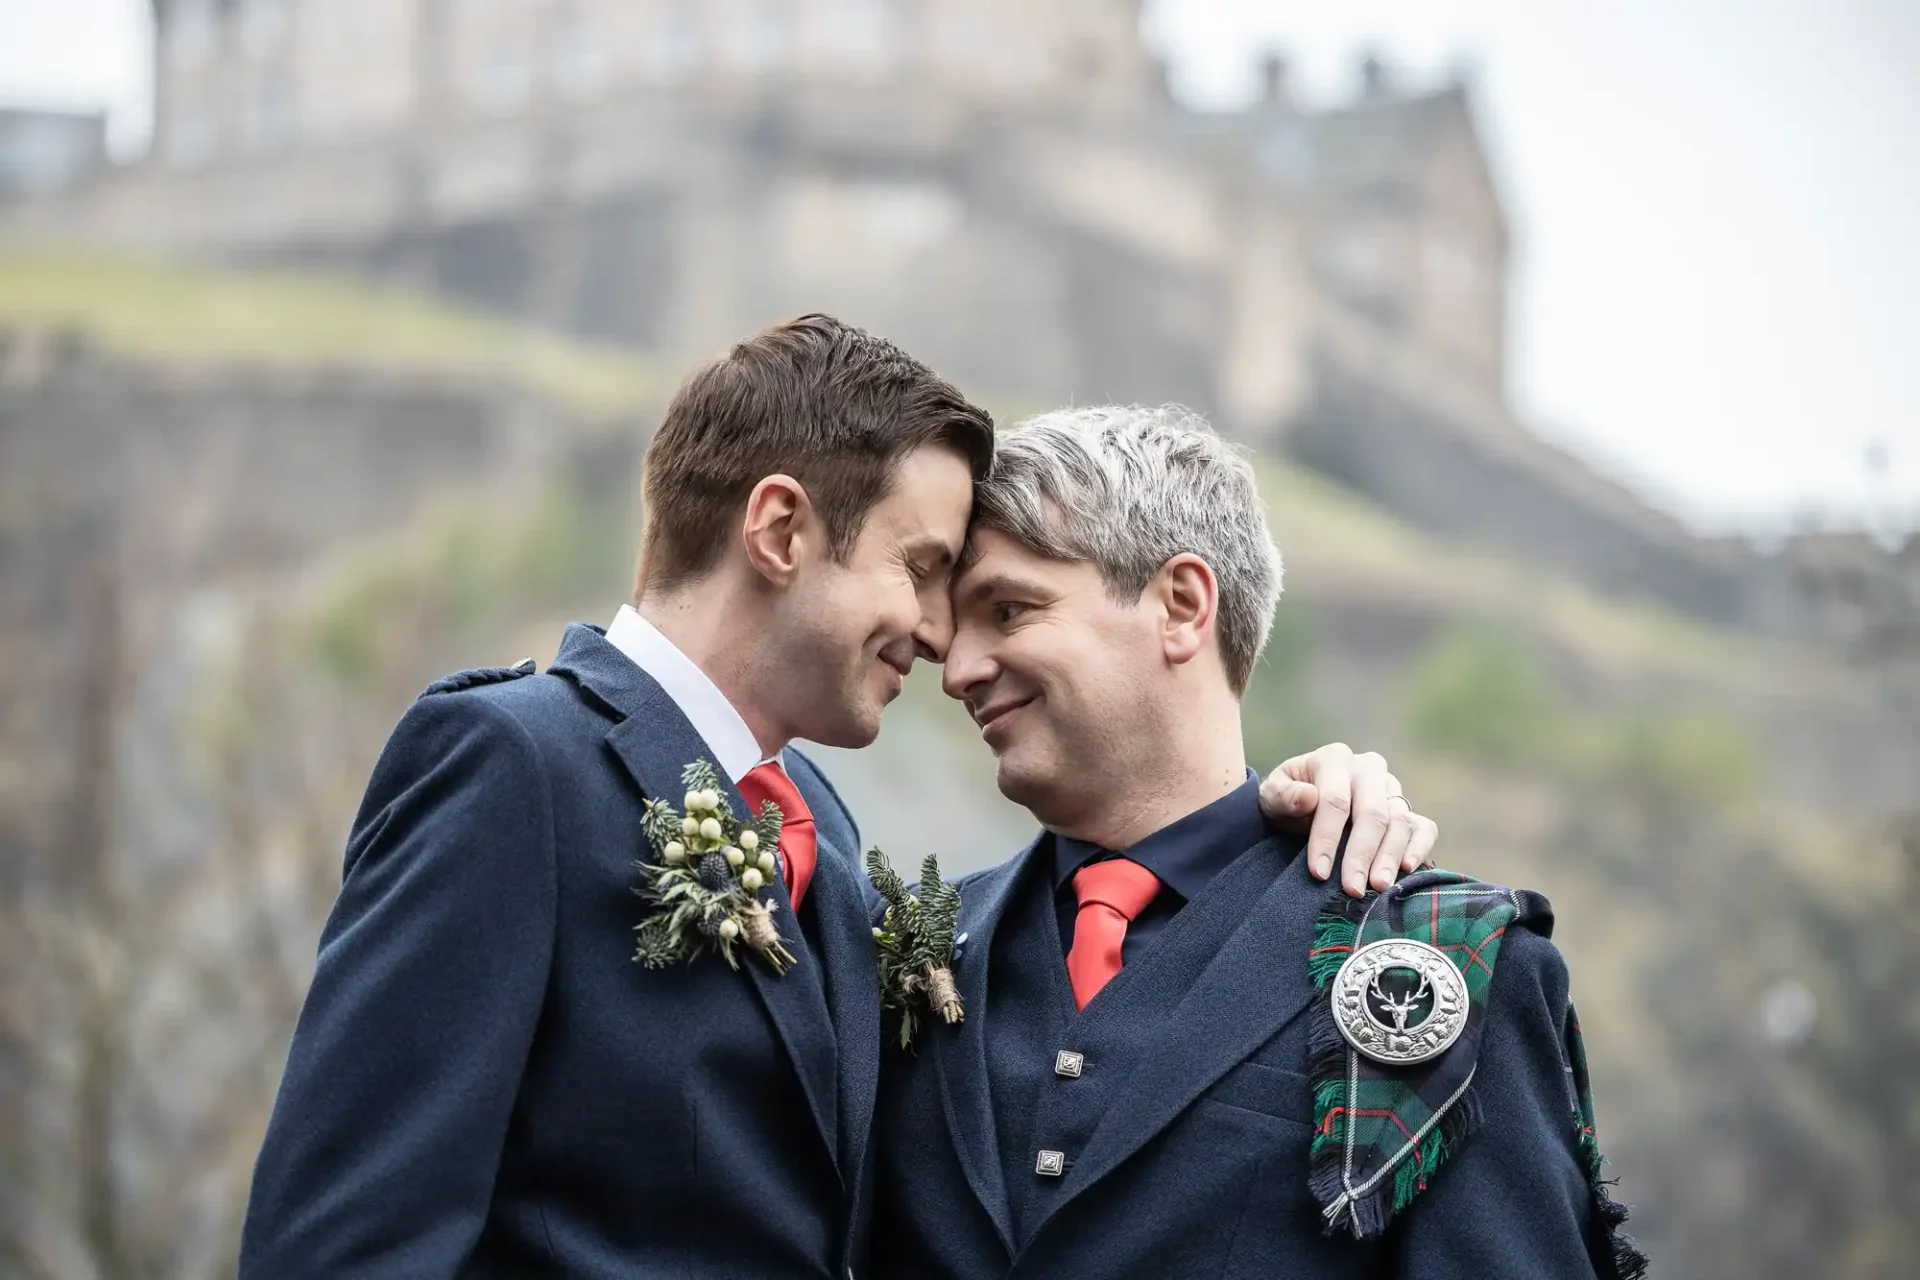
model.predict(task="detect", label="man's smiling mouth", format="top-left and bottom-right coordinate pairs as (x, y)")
top-left (972, 695), bottom-right (1035, 739)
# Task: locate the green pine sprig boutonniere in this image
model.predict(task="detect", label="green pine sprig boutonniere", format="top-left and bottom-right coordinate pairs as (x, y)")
top-left (633, 759), bottom-right (796, 974)
top-left (866, 848), bottom-right (965, 1049)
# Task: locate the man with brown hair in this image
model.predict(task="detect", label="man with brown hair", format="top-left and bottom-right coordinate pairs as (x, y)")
top-left (240, 316), bottom-right (1433, 1279)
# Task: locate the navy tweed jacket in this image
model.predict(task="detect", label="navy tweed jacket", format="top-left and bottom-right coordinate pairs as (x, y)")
top-left (240, 623), bottom-right (880, 1279)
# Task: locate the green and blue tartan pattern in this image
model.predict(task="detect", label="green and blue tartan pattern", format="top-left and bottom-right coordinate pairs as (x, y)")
top-left (1306, 871), bottom-right (1533, 1240)
top-left (1305, 867), bottom-right (1644, 1278)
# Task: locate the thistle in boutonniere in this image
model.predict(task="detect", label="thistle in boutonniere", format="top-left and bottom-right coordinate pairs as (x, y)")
top-left (633, 759), bottom-right (796, 974)
top-left (867, 848), bottom-right (965, 1049)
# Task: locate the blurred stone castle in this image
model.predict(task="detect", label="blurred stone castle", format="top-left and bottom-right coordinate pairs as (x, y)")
top-left (41, 1), bottom-right (1506, 417)
top-left (5, 0), bottom-right (1914, 653)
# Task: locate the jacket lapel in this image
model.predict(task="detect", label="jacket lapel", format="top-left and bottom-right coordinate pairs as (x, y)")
top-left (932, 834), bottom-right (1048, 1258)
top-left (550, 624), bottom-right (841, 1167)
top-left (1034, 835), bottom-right (1332, 1236)
top-left (800, 797), bottom-right (882, 1213)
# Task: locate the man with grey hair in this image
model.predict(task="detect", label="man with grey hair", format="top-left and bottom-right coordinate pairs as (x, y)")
top-left (870, 406), bottom-right (1634, 1278)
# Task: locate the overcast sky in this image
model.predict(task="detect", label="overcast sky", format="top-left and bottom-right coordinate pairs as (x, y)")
top-left (2, 0), bottom-right (1915, 538)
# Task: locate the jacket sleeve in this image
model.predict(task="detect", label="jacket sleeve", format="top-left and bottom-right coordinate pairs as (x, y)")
top-left (1390, 927), bottom-right (1603, 1279)
top-left (239, 692), bottom-right (558, 1279)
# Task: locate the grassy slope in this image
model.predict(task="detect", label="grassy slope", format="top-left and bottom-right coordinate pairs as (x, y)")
top-left (1254, 458), bottom-right (1812, 692)
top-left (0, 246), bottom-right (665, 415)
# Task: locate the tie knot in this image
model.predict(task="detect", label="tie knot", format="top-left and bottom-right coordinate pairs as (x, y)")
top-left (739, 761), bottom-right (810, 827)
top-left (1072, 858), bottom-right (1161, 922)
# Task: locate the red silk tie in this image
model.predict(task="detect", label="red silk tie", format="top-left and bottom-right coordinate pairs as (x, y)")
top-left (1065, 858), bottom-right (1162, 1010)
top-left (738, 761), bottom-right (816, 912)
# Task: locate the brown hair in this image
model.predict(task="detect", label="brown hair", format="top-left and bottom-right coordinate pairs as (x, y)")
top-left (635, 314), bottom-right (994, 594)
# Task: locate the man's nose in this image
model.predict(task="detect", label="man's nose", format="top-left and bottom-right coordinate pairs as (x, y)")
top-left (914, 588), bottom-right (956, 663)
top-left (940, 631), bottom-right (993, 703)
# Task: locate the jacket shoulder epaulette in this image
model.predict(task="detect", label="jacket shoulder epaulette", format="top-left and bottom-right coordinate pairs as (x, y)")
top-left (418, 658), bottom-right (537, 699)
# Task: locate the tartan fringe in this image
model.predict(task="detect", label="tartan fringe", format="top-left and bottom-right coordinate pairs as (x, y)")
top-left (1307, 896), bottom-right (1366, 991)
top-left (1578, 1121), bottom-right (1650, 1279)
top-left (1307, 967), bottom-right (1363, 1235)
top-left (1391, 1087), bottom-right (1479, 1215)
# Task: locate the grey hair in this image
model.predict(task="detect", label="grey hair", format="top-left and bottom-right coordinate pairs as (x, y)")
top-left (969, 404), bottom-right (1283, 693)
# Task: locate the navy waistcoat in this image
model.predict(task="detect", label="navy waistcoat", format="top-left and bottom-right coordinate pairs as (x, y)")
top-left (992, 833), bottom-right (1280, 1244)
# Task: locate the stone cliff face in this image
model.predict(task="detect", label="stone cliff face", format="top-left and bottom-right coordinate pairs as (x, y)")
top-left (0, 325), bottom-right (610, 892)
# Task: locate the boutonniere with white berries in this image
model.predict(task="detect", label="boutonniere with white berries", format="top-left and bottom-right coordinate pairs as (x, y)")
top-left (866, 849), bottom-right (965, 1049)
top-left (633, 759), bottom-right (795, 974)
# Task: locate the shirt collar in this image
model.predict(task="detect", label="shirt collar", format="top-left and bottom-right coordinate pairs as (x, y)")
top-left (605, 604), bottom-right (769, 783)
top-left (1053, 770), bottom-right (1266, 904)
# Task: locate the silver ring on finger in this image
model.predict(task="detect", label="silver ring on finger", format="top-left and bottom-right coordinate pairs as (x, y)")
top-left (1387, 793), bottom-right (1412, 809)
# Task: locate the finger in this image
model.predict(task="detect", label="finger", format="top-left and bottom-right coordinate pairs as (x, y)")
top-left (1277, 750), bottom-right (1315, 785)
top-left (1298, 744), bottom-right (1355, 882)
top-left (1257, 771), bottom-right (1318, 824)
top-left (1339, 755), bottom-right (1393, 897)
top-left (1405, 814), bottom-right (1439, 871)
top-left (1377, 770), bottom-right (1413, 879)
top-left (1369, 811), bottom-right (1413, 892)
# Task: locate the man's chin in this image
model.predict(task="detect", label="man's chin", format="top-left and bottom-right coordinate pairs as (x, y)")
top-left (804, 702), bottom-right (884, 750)
top-left (993, 756), bottom-right (1055, 811)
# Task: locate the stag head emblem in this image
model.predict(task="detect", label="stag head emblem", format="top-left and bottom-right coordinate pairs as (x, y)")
top-left (1370, 967), bottom-right (1432, 1033)
top-left (1333, 938), bottom-right (1470, 1066)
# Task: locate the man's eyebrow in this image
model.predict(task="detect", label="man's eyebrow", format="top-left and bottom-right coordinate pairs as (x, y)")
top-left (901, 533), bottom-right (957, 566)
top-left (954, 570), bottom-right (1045, 606)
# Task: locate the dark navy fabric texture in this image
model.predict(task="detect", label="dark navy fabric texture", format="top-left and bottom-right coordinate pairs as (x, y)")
top-left (1051, 768), bottom-right (1265, 961)
top-left (1002, 829), bottom-right (1282, 1244)
top-left (872, 824), bottom-right (1604, 1279)
top-left (240, 624), bottom-right (878, 1280)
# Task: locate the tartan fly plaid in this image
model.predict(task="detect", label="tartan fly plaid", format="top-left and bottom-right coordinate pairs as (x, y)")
top-left (1305, 869), bottom-right (1646, 1278)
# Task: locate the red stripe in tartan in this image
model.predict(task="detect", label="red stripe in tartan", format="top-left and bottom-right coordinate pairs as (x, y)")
top-left (1436, 923), bottom-right (1506, 977)
top-left (1461, 924), bottom-right (1505, 975)
top-left (1309, 945), bottom-right (1352, 958)
top-left (1321, 1106), bottom-right (1419, 1151)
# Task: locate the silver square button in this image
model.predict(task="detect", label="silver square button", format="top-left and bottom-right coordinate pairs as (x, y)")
top-left (1054, 1050), bottom-right (1085, 1079)
top-left (1035, 1149), bottom-right (1067, 1177)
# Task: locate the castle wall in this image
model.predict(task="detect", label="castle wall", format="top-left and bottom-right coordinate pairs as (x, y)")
top-left (1218, 192), bottom-right (1315, 438)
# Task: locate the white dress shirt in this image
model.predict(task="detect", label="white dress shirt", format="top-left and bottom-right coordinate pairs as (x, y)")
top-left (605, 604), bottom-right (770, 783)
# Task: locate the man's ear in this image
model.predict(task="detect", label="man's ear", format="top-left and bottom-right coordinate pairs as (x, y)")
top-left (1157, 554), bottom-right (1219, 669)
top-left (741, 475), bottom-right (815, 585)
